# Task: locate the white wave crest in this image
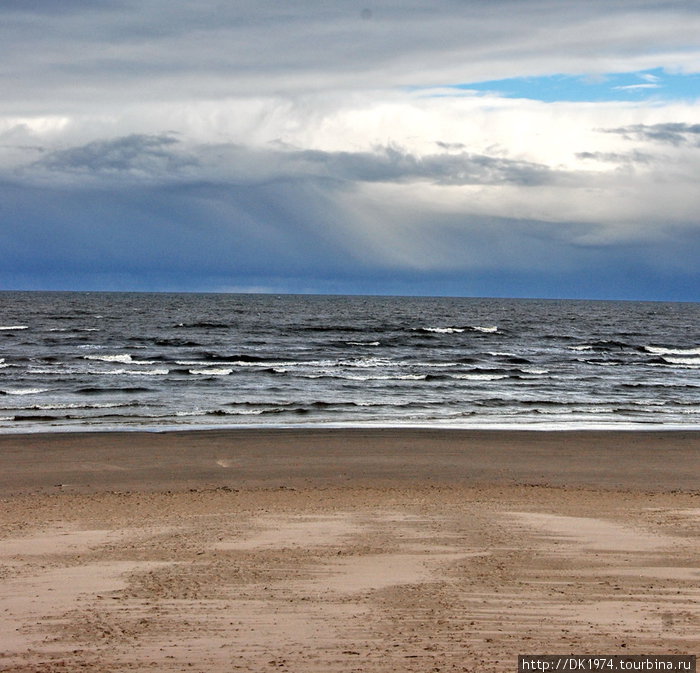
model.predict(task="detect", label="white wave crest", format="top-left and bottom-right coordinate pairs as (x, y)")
top-left (0, 325), bottom-right (28, 330)
top-left (304, 373), bottom-right (427, 381)
top-left (338, 358), bottom-right (391, 368)
top-left (84, 354), bottom-right (133, 364)
top-left (662, 357), bottom-right (700, 366)
top-left (339, 374), bottom-right (427, 381)
top-left (189, 368), bottom-right (232, 376)
top-left (30, 402), bottom-right (131, 410)
top-left (451, 374), bottom-right (509, 381)
top-left (646, 346), bottom-right (700, 356)
top-left (88, 368), bottom-right (169, 376)
top-left (423, 327), bottom-right (465, 334)
top-left (472, 325), bottom-right (498, 333)
top-left (3, 388), bottom-right (48, 395)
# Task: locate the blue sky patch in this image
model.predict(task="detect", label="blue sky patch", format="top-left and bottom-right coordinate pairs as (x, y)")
top-left (451, 68), bottom-right (700, 103)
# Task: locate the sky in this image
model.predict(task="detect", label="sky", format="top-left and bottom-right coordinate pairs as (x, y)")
top-left (1, 1), bottom-right (699, 301)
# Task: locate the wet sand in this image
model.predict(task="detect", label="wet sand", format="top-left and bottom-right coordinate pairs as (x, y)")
top-left (0, 429), bottom-right (698, 672)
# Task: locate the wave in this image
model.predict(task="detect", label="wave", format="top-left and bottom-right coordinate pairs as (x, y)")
top-left (305, 373), bottom-right (429, 381)
top-left (223, 400), bottom-right (372, 411)
top-left (0, 325), bottom-right (29, 330)
top-left (153, 338), bottom-right (202, 347)
top-left (84, 354), bottom-right (161, 366)
top-left (210, 400), bottom-right (453, 417)
top-left (1, 388), bottom-right (49, 395)
top-left (660, 356), bottom-right (700, 366)
top-left (645, 346), bottom-right (700, 356)
top-left (176, 356), bottom-right (395, 370)
top-left (419, 327), bottom-right (465, 334)
top-left (620, 382), bottom-right (699, 390)
top-left (570, 340), bottom-right (646, 353)
top-left (189, 368), bottom-right (233, 376)
top-left (48, 327), bottom-right (100, 333)
top-left (174, 322), bottom-right (231, 329)
top-left (86, 368), bottom-right (169, 376)
top-left (579, 358), bottom-right (624, 366)
top-left (413, 325), bottom-right (498, 334)
top-left (337, 357), bottom-right (391, 368)
top-left (84, 354), bottom-right (133, 364)
top-left (456, 357), bottom-right (481, 364)
top-left (450, 373), bottom-right (510, 381)
top-left (195, 352), bottom-right (277, 363)
top-left (77, 386), bottom-right (153, 394)
top-left (296, 325), bottom-right (372, 333)
top-left (176, 359), bottom-right (297, 369)
top-left (26, 401), bottom-right (141, 411)
top-left (12, 414), bottom-right (64, 422)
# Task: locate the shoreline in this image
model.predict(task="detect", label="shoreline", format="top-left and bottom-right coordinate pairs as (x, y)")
top-left (1, 427), bottom-right (699, 495)
top-left (3, 420), bottom-right (700, 435)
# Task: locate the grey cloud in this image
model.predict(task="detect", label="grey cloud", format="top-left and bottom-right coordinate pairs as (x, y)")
top-left (37, 134), bottom-right (197, 176)
top-left (1, 1), bottom-right (699, 109)
top-left (435, 141), bottom-right (467, 150)
top-left (1, 0), bottom-right (126, 15)
top-left (293, 146), bottom-right (556, 186)
top-left (575, 150), bottom-right (654, 163)
top-left (604, 123), bottom-right (700, 146)
top-left (28, 135), bottom-right (559, 188)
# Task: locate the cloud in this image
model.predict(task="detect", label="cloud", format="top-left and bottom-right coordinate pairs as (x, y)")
top-left (575, 150), bottom-right (654, 164)
top-left (0, 0), bottom-right (125, 15)
top-left (37, 134), bottom-right (197, 177)
top-left (2, 171), bottom-right (698, 298)
top-left (18, 131), bottom-right (561, 189)
top-left (613, 83), bottom-right (659, 91)
top-left (1, 0), bottom-right (699, 111)
top-left (604, 123), bottom-right (700, 145)
top-left (1, 1), bottom-right (700, 299)
top-left (289, 146), bottom-right (557, 186)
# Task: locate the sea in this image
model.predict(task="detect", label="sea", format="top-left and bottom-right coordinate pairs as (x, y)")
top-left (0, 292), bottom-right (698, 433)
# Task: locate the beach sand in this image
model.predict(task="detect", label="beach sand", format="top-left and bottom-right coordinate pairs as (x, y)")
top-left (0, 429), bottom-right (698, 672)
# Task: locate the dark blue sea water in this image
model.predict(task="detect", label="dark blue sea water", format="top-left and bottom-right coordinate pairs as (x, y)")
top-left (0, 292), bottom-right (698, 432)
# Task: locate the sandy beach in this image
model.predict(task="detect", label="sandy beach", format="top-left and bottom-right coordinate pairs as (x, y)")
top-left (0, 429), bottom-right (698, 672)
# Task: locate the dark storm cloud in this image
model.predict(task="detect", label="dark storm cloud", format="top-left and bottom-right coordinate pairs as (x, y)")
top-left (0, 177), bottom-right (374, 283)
top-left (2, 174), bottom-right (699, 299)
